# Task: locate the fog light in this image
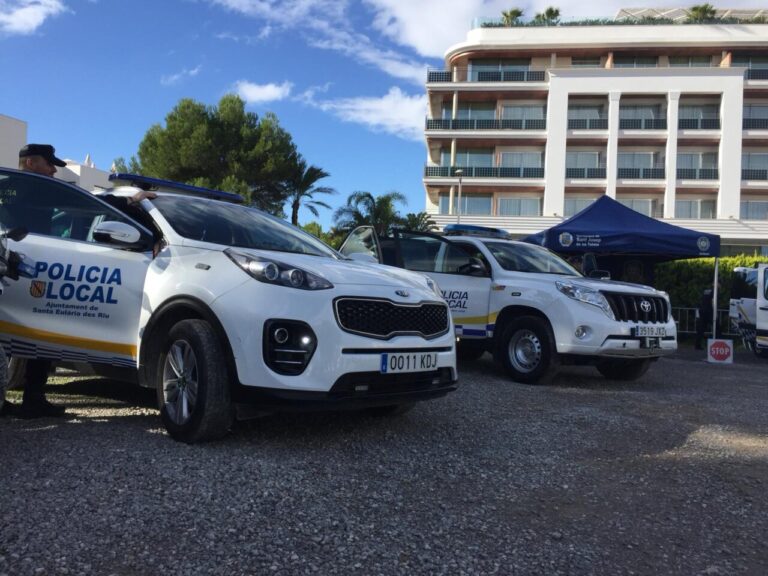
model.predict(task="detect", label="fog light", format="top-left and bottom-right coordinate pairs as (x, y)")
top-left (274, 327), bottom-right (290, 344)
top-left (575, 325), bottom-right (589, 339)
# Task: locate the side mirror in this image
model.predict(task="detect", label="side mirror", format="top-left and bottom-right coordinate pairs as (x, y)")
top-left (92, 221), bottom-right (145, 248)
top-left (588, 269), bottom-right (611, 280)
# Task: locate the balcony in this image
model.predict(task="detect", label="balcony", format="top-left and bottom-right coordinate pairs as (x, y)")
top-left (425, 118), bottom-right (546, 131)
top-left (742, 168), bottom-right (768, 180)
top-left (617, 168), bottom-right (665, 179)
top-left (427, 68), bottom-right (546, 83)
top-left (566, 167), bottom-right (607, 179)
top-left (568, 118), bottom-right (608, 130)
top-left (619, 118), bottom-right (667, 130)
top-left (677, 168), bottom-right (719, 179)
top-left (745, 69), bottom-right (768, 80)
top-left (678, 118), bottom-right (720, 130)
top-left (424, 166), bottom-right (544, 178)
top-left (744, 118), bottom-right (768, 129)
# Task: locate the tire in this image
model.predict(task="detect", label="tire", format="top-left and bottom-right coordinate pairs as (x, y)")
top-left (156, 319), bottom-right (234, 443)
top-left (596, 358), bottom-right (652, 381)
top-left (366, 403), bottom-right (415, 417)
top-left (7, 357), bottom-right (27, 390)
top-left (456, 340), bottom-right (486, 362)
top-left (497, 316), bottom-right (559, 384)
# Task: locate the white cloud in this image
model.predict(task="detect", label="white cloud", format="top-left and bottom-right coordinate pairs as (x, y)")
top-left (160, 65), bottom-right (202, 86)
top-left (0, 0), bottom-right (67, 35)
top-left (235, 80), bottom-right (293, 104)
top-left (215, 26), bottom-right (271, 44)
top-left (307, 86), bottom-right (426, 142)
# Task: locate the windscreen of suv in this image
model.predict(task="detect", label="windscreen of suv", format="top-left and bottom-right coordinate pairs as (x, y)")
top-left (484, 241), bottom-right (580, 275)
top-left (151, 195), bottom-right (338, 257)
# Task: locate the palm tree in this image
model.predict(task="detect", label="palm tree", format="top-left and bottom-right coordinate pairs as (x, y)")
top-left (533, 6), bottom-right (560, 25)
top-left (501, 8), bottom-right (524, 26)
top-left (333, 191), bottom-right (407, 236)
top-left (402, 212), bottom-right (437, 232)
top-left (686, 3), bottom-right (718, 22)
top-left (285, 156), bottom-right (336, 226)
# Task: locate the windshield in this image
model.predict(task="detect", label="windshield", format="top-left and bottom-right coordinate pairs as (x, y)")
top-left (484, 241), bottom-right (580, 275)
top-left (151, 195), bottom-right (339, 258)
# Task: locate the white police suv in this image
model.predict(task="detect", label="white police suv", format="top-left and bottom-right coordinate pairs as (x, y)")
top-left (0, 169), bottom-right (457, 442)
top-left (340, 224), bottom-right (676, 384)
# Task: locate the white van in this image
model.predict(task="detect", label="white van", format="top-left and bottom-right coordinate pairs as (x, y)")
top-left (0, 168), bottom-right (457, 442)
top-left (341, 224), bottom-right (677, 384)
top-left (729, 263), bottom-right (768, 358)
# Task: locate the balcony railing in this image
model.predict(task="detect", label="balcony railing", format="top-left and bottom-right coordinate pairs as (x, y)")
top-left (566, 167), bottom-right (607, 179)
top-left (424, 166), bottom-right (544, 178)
top-left (745, 69), bottom-right (768, 80)
top-left (567, 118), bottom-right (608, 130)
top-left (426, 68), bottom-right (546, 83)
top-left (425, 118), bottom-right (546, 130)
top-left (619, 118), bottom-right (667, 130)
top-left (742, 168), bottom-right (768, 180)
top-left (676, 168), bottom-right (719, 180)
top-left (617, 167), bottom-right (665, 179)
top-left (743, 118), bottom-right (768, 129)
top-left (678, 118), bottom-right (721, 130)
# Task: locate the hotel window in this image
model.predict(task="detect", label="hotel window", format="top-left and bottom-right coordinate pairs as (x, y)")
top-left (497, 197), bottom-right (541, 216)
top-left (678, 153), bottom-right (718, 169)
top-left (733, 55), bottom-right (768, 69)
top-left (501, 105), bottom-right (546, 120)
top-left (619, 104), bottom-right (662, 120)
top-left (618, 198), bottom-right (659, 217)
top-left (442, 149), bottom-right (493, 168)
top-left (613, 55), bottom-right (658, 68)
top-left (566, 151), bottom-right (603, 169)
top-left (669, 55), bottom-right (712, 67)
top-left (675, 199), bottom-right (716, 219)
top-left (500, 151), bottom-right (543, 168)
top-left (740, 201), bottom-right (768, 220)
top-left (564, 198), bottom-right (596, 217)
top-left (618, 152), bottom-right (661, 169)
top-left (742, 152), bottom-right (768, 179)
top-left (679, 105), bottom-right (719, 120)
top-left (568, 105), bottom-right (604, 120)
top-left (443, 102), bottom-right (496, 120)
top-left (744, 104), bottom-right (768, 119)
top-left (469, 58), bottom-right (530, 81)
top-left (571, 56), bottom-right (601, 68)
top-left (438, 193), bottom-right (493, 216)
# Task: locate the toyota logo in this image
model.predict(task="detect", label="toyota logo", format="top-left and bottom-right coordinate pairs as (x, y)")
top-left (640, 300), bottom-right (652, 313)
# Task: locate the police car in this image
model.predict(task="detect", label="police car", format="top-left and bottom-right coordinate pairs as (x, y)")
top-left (0, 168), bottom-right (457, 442)
top-left (340, 224), bottom-right (677, 383)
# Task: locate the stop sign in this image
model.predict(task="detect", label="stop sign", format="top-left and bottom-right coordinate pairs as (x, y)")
top-left (708, 339), bottom-right (733, 364)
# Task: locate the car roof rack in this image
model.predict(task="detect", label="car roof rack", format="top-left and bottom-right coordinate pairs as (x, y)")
top-left (108, 173), bottom-right (244, 204)
top-left (443, 224), bottom-right (511, 239)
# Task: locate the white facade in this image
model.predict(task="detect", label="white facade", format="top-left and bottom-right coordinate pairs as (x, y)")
top-left (423, 22), bottom-right (768, 253)
top-left (0, 114), bottom-right (27, 169)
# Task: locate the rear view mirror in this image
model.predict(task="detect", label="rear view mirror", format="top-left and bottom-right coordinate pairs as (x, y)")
top-left (348, 252), bottom-right (378, 264)
top-left (92, 221), bottom-right (144, 248)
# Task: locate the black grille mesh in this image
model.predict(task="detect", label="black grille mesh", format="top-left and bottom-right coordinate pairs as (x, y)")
top-left (603, 292), bottom-right (669, 323)
top-left (335, 298), bottom-right (449, 340)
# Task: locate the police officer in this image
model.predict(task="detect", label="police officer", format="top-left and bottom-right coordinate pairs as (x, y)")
top-left (3, 144), bottom-right (156, 418)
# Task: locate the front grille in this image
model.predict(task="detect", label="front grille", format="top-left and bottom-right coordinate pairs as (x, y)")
top-left (603, 292), bottom-right (669, 323)
top-left (330, 368), bottom-right (455, 397)
top-left (334, 298), bottom-right (449, 340)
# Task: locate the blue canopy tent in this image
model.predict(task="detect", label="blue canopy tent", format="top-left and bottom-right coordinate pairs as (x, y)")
top-left (523, 195), bottom-right (720, 260)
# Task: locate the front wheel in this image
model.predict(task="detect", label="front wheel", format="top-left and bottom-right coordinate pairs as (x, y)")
top-left (596, 358), bottom-right (652, 381)
top-left (497, 316), bottom-right (558, 384)
top-left (156, 319), bottom-right (233, 443)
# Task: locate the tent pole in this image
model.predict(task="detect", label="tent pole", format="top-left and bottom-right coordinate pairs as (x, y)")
top-left (712, 257), bottom-right (719, 340)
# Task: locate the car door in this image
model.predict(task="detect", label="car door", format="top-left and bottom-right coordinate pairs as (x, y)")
top-left (758, 263), bottom-right (768, 350)
top-left (0, 169), bottom-right (154, 368)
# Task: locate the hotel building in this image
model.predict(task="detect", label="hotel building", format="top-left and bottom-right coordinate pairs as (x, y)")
top-left (423, 10), bottom-right (768, 254)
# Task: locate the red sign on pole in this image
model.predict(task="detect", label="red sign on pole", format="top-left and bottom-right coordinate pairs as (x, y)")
top-left (707, 339), bottom-right (733, 364)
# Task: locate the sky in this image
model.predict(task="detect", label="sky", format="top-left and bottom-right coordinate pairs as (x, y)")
top-left (0, 0), bottom-right (759, 228)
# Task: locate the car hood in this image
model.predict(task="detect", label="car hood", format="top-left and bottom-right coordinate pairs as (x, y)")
top-left (552, 275), bottom-right (666, 296)
top-left (237, 249), bottom-right (436, 290)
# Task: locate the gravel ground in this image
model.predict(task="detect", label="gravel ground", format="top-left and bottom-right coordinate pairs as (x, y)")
top-left (1, 346), bottom-right (767, 576)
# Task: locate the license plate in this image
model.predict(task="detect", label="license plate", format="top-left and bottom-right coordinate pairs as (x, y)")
top-left (380, 352), bottom-right (438, 373)
top-left (633, 325), bottom-right (666, 337)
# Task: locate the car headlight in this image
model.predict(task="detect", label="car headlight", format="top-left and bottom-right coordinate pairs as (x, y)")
top-left (556, 280), bottom-right (615, 320)
top-left (225, 249), bottom-right (333, 290)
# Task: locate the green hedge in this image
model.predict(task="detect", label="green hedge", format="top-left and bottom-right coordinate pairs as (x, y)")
top-left (655, 256), bottom-right (768, 308)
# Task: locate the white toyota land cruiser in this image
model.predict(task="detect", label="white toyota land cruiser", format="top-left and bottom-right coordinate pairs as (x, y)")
top-left (341, 224), bottom-right (677, 384)
top-left (0, 168), bottom-right (457, 442)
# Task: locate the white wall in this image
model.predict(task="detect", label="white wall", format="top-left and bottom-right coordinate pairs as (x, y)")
top-left (0, 114), bottom-right (27, 169)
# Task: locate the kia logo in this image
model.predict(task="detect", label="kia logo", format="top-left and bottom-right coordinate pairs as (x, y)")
top-left (395, 290), bottom-right (409, 298)
top-left (640, 300), bottom-right (652, 313)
